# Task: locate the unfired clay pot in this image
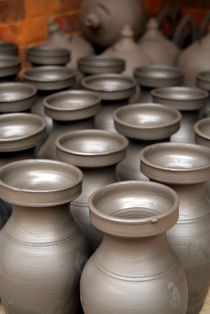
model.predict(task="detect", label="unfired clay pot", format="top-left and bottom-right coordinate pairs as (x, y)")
top-left (38, 90), bottom-right (101, 159)
top-left (138, 18), bottom-right (180, 65)
top-left (113, 103), bottom-right (181, 181)
top-left (140, 142), bottom-right (210, 314)
top-left (102, 25), bottom-right (152, 76)
top-left (197, 70), bottom-right (210, 117)
top-left (0, 56), bottom-right (21, 79)
top-left (81, 73), bottom-right (136, 132)
top-left (0, 40), bottom-right (18, 57)
top-left (56, 129), bottom-right (128, 250)
top-left (134, 64), bottom-right (183, 103)
top-left (80, 180), bottom-right (188, 314)
top-left (151, 86), bottom-right (208, 143)
top-left (0, 159), bottom-right (89, 314)
top-left (80, 0), bottom-right (145, 47)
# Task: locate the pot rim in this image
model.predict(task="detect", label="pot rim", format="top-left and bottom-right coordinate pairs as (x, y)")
top-left (27, 45), bottom-right (70, 57)
top-left (88, 181), bottom-right (179, 231)
top-left (0, 82), bottom-right (37, 102)
top-left (0, 56), bottom-right (21, 68)
top-left (22, 66), bottom-right (75, 82)
top-left (194, 117), bottom-right (210, 141)
top-left (78, 55), bottom-right (125, 67)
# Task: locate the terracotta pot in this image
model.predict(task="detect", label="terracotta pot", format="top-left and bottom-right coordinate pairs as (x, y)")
top-left (0, 159), bottom-right (88, 314)
top-left (152, 86), bottom-right (208, 143)
top-left (56, 129), bottom-right (128, 250)
top-left (140, 142), bottom-right (210, 314)
top-left (0, 82), bottom-right (37, 113)
top-left (80, 180), bottom-right (188, 314)
top-left (138, 18), bottom-right (180, 65)
top-left (102, 25), bottom-right (152, 76)
top-left (113, 103), bottom-right (181, 181)
top-left (0, 40), bottom-right (18, 57)
top-left (134, 64), bottom-right (183, 103)
top-left (80, 0), bottom-right (145, 47)
top-left (197, 71), bottom-right (210, 117)
top-left (38, 90), bottom-right (101, 159)
top-left (81, 73), bottom-right (136, 132)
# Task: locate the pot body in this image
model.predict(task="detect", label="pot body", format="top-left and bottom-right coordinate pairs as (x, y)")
top-left (71, 166), bottom-right (118, 251)
top-left (166, 183), bottom-right (210, 314)
top-left (170, 111), bottom-right (198, 143)
top-left (38, 118), bottom-right (94, 159)
top-left (81, 233), bottom-right (188, 314)
top-left (31, 94), bottom-right (53, 133)
top-left (0, 203), bottom-right (88, 314)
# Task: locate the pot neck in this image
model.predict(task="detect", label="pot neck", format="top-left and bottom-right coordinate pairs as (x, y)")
top-left (3, 203), bottom-right (78, 243)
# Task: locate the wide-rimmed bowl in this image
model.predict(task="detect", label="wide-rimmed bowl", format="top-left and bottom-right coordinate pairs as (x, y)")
top-left (194, 117), bottom-right (210, 147)
top-left (140, 142), bottom-right (210, 184)
top-left (88, 180), bottom-right (179, 237)
top-left (26, 45), bottom-right (70, 66)
top-left (56, 129), bottom-right (128, 167)
top-left (78, 56), bottom-right (125, 75)
top-left (0, 159), bottom-right (83, 206)
top-left (44, 90), bottom-right (101, 121)
top-left (0, 56), bottom-right (21, 78)
top-left (151, 86), bottom-right (208, 111)
top-left (0, 82), bottom-right (37, 113)
top-left (23, 66), bottom-right (75, 91)
top-left (81, 74), bottom-right (136, 100)
top-left (134, 65), bottom-right (183, 88)
top-left (0, 40), bottom-right (18, 56)
top-left (0, 113), bottom-right (46, 152)
top-left (114, 103), bottom-right (181, 140)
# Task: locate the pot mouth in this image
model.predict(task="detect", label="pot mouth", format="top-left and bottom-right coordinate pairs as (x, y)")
top-left (88, 181), bottom-right (179, 236)
top-left (151, 86), bottom-right (208, 111)
top-left (140, 142), bottom-right (210, 184)
top-left (0, 159), bottom-right (83, 206)
top-left (0, 41), bottom-right (18, 54)
top-left (44, 89), bottom-right (101, 120)
top-left (0, 82), bottom-right (37, 103)
top-left (0, 56), bottom-right (21, 68)
top-left (81, 73), bottom-right (136, 100)
top-left (134, 65), bottom-right (183, 88)
top-left (113, 103), bottom-right (181, 139)
top-left (78, 55), bottom-right (125, 74)
top-left (0, 113), bottom-right (46, 151)
top-left (56, 129), bottom-right (128, 167)
top-left (194, 117), bottom-right (210, 142)
top-left (27, 45), bottom-right (70, 57)
top-left (197, 71), bottom-right (210, 91)
top-left (23, 66), bottom-right (75, 82)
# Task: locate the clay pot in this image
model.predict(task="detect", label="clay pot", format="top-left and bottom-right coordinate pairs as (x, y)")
top-left (80, 180), bottom-right (188, 314)
top-left (138, 18), bottom-right (180, 65)
top-left (78, 55), bottom-right (125, 76)
top-left (56, 129), bottom-right (128, 250)
top-left (0, 40), bottom-right (18, 57)
top-left (46, 19), bottom-right (94, 71)
top-left (113, 103), bottom-right (181, 181)
top-left (38, 90), bottom-right (101, 159)
top-left (196, 71), bottom-right (210, 117)
top-left (140, 142), bottom-right (210, 314)
top-left (80, 0), bottom-right (145, 47)
top-left (151, 86), bottom-right (208, 143)
top-left (134, 64), bottom-right (183, 103)
top-left (0, 56), bottom-right (21, 80)
top-left (0, 82), bottom-right (37, 113)
top-left (81, 73), bottom-right (136, 132)
top-left (102, 25), bottom-right (152, 76)
top-left (26, 45), bottom-right (70, 66)
top-left (0, 159), bottom-right (88, 314)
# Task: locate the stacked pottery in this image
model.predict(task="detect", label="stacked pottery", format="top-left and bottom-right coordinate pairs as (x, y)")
top-left (140, 142), bottom-right (210, 314)
top-left (38, 90), bottom-right (101, 159)
top-left (0, 82), bottom-right (37, 113)
top-left (80, 181), bottom-right (188, 314)
top-left (0, 113), bottom-right (46, 229)
top-left (56, 129), bottom-right (128, 251)
top-left (134, 64), bottom-right (183, 103)
top-left (138, 18), bottom-right (180, 65)
top-left (113, 103), bottom-right (181, 181)
top-left (0, 40), bottom-right (18, 57)
top-left (81, 73), bottom-right (136, 132)
top-left (151, 86), bottom-right (208, 143)
top-left (0, 55), bottom-right (21, 82)
top-left (0, 159), bottom-right (89, 314)
top-left (102, 25), bottom-right (152, 76)
top-left (197, 70), bottom-right (210, 117)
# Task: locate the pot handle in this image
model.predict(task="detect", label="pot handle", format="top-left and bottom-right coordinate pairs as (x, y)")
top-left (157, 7), bottom-right (180, 36)
top-left (173, 14), bottom-right (198, 47)
top-left (198, 12), bottom-right (210, 39)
